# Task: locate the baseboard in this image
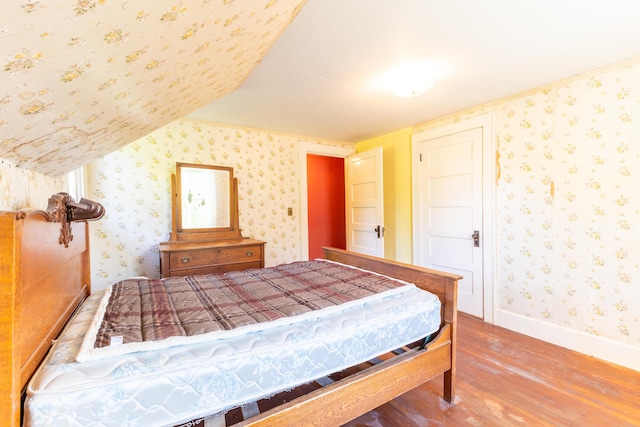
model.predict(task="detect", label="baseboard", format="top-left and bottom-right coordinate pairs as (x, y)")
top-left (494, 309), bottom-right (640, 372)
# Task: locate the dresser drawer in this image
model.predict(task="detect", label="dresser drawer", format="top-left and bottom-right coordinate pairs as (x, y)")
top-left (159, 238), bottom-right (266, 278)
top-left (169, 244), bottom-right (262, 269)
top-left (166, 261), bottom-right (263, 277)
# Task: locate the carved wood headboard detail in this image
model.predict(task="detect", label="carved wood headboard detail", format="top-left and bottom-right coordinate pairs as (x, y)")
top-left (0, 193), bottom-right (104, 426)
top-left (46, 192), bottom-right (105, 247)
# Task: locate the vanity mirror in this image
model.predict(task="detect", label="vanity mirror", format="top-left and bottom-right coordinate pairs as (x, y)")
top-left (170, 163), bottom-right (240, 241)
top-left (160, 162), bottom-right (265, 278)
top-left (176, 163), bottom-right (234, 234)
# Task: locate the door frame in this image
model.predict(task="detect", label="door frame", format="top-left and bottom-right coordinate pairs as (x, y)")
top-left (299, 142), bottom-right (356, 261)
top-left (411, 113), bottom-right (496, 322)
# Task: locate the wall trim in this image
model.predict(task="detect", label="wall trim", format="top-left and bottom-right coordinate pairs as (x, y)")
top-left (495, 309), bottom-right (640, 372)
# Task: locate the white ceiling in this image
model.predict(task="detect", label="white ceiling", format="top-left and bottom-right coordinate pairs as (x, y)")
top-left (188, 0), bottom-right (640, 142)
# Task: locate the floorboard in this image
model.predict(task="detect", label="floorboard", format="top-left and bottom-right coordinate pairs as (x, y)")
top-left (342, 313), bottom-right (640, 427)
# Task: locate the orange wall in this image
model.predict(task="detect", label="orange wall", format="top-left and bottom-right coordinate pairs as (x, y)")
top-left (307, 154), bottom-right (346, 259)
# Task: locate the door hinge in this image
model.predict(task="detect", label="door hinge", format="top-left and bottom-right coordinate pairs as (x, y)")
top-left (420, 153), bottom-right (422, 162)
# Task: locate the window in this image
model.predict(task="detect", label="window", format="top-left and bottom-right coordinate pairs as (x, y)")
top-left (67, 166), bottom-right (86, 201)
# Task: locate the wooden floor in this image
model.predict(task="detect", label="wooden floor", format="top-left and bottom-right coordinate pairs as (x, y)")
top-left (342, 313), bottom-right (640, 427)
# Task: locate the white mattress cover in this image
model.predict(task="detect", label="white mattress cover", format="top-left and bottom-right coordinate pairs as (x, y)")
top-left (25, 281), bottom-right (441, 427)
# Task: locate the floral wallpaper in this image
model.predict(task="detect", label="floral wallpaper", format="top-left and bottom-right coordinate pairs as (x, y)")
top-left (0, 0), bottom-right (306, 177)
top-left (496, 64), bottom-right (640, 347)
top-left (85, 119), bottom-right (352, 292)
top-left (417, 59), bottom-right (640, 350)
top-left (0, 160), bottom-right (63, 210)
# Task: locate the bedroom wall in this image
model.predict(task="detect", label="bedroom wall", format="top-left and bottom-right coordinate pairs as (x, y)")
top-left (414, 58), bottom-right (640, 370)
top-left (0, 161), bottom-right (64, 210)
top-left (356, 127), bottom-right (413, 264)
top-left (85, 119), bottom-right (353, 292)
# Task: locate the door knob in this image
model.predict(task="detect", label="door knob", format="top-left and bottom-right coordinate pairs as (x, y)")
top-left (375, 225), bottom-right (385, 238)
top-left (471, 230), bottom-right (480, 247)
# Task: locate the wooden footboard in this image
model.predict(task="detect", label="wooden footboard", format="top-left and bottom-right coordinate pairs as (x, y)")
top-left (225, 247), bottom-right (459, 426)
top-left (238, 324), bottom-right (453, 427)
top-left (324, 248), bottom-right (459, 399)
top-left (226, 248), bottom-right (460, 426)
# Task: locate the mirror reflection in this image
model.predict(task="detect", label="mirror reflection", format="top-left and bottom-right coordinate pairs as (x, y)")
top-left (177, 163), bottom-right (232, 230)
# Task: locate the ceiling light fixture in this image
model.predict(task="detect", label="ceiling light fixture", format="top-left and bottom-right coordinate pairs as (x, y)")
top-left (372, 61), bottom-right (435, 98)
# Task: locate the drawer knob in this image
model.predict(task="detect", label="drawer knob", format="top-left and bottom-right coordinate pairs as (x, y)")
top-left (245, 250), bottom-right (253, 257)
top-left (180, 256), bottom-right (191, 264)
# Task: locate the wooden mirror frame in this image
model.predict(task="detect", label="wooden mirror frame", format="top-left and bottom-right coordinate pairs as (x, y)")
top-left (170, 163), bottom-right (242, 242)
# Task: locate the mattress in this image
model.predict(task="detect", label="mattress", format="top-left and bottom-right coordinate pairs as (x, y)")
top-left (24, 270), bottom-right (441, 427)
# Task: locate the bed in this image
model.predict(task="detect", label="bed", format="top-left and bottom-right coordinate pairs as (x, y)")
top-left (0, 193), bottom-right (460, 427)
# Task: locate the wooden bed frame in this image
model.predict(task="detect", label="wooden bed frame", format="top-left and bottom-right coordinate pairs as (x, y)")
top-left (0, 195), bottom-right (459, 427)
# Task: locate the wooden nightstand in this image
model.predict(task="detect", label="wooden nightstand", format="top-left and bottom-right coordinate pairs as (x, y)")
top-left (159, 238), bottom-right (265, 278)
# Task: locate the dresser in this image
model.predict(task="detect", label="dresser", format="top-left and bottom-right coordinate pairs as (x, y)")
top-left (159, 238), bottom-right (265, 278)
top-left (161, 163), bottom-right (267, 278)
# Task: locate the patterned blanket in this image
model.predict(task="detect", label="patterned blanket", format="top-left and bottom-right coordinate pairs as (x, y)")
top-left (76, 260), bottom-right (413, 362)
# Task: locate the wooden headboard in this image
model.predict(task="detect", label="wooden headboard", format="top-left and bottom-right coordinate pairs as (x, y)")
top-left (0, 193), bottom-right (103, 427)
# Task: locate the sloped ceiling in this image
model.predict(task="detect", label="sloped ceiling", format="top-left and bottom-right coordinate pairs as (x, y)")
top-left (0, 0), bottom-right (306, 177)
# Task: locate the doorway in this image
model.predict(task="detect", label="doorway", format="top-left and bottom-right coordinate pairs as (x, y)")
top-left (299, 143), bottom-right (355, 260)
top-left (412, 113), bottom-right (495, 321)
top-left (306, 154), bottom-right (346, 259)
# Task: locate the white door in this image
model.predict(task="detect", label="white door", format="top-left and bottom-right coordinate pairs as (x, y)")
top-left (345, 147), bottom-right (384, 257)
top-left (414, 127), bottom-right (483, 317)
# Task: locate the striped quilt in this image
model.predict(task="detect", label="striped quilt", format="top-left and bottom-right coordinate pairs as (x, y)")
top-left (76, 260), bottom-right (413, 362)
